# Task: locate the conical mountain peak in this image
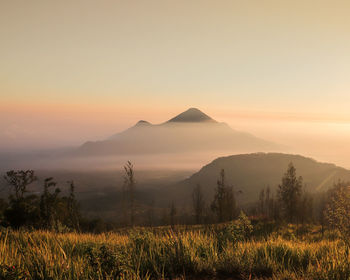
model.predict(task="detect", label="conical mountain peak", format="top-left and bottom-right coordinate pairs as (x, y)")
top-left (167, 108), bottom-right (217, 123)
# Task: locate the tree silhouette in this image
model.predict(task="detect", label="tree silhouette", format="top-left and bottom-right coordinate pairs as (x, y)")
top-left (277, 163), bottom-right (303, 223)
top-left (40, 177), bottom-right (61, 230)
top-left (3, 170), bottom-right (39, 228)
top-left (67, 180), bottom-right (80, 232)
top-left (123, 161), bottom-right (136, 226)
top-left (211, 169), bottom-right (236, 223)
top-left (192, 184), bottom-right (205, 224)
top-left (325, 182), bottom-right (350, 245)
top-left (4, 170), bottom-right (37, 200)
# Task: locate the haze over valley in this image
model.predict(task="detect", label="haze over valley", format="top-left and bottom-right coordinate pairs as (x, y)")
top-left (2, 108), bottom-right (350, 223)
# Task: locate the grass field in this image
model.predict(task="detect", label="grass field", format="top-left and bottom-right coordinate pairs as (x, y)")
top-left (0, 224), bottom-right (349, 280)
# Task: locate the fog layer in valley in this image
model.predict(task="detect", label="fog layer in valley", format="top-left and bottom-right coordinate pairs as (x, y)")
top-left (1, 108), bottom-right (350, 172)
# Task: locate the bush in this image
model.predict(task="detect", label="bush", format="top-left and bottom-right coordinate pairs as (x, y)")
top-left (85, 244), bottom-right (127, 279)
top-left (216, 211), bottom-right (253, 251)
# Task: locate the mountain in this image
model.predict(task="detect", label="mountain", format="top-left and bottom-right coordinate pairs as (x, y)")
top-left (166, 107), bottom-right (216, 123)
top-left (76, 108), bottom-right (279, 156)
top-left (169, 153), bottom-right (350, 204)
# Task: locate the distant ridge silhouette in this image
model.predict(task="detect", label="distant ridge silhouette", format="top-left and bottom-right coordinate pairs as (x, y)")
top-left (76, 108), bottom-right (280, 156)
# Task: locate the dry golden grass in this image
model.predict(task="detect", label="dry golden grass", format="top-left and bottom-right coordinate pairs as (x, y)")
top-left (0, 225), bottom-right (349, 279)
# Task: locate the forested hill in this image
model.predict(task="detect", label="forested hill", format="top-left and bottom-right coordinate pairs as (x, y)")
top-left (171, 153), bottom-right (350, 204)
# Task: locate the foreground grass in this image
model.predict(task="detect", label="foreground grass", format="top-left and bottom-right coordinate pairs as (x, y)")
top-left (0, 225), bottom-right (349, 280)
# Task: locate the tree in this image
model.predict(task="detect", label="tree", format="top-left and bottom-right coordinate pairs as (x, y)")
top-left (4, 194), bottom-right (40, 228)
top-left (4, 170), bottom-right (37, 200)
top-left (123, 161), bottom-right (136, 227)
top-left (3, 170), bottom-right (39, 228)
top-left (277, 163), bottom-right (303, 223)
top-left (192, 184), bottom-right (205, 224)
top-left (318, 192), bottom-right (328, 236)
top-left (236, 211), bottom-right (253, 241)
top-left (3, 170), bottom-right (83, 231)
top-left (40, 177), bottom-right (61, 230)
top-left (324, 182), bottom-right (350, 245)
top-left (211, 169), bottom-right (236, 223)
top-left (67, 180), bottom-right (80, 231)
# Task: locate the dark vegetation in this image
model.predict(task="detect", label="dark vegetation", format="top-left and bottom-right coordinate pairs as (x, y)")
top-left (0, 158), bottom-right (349, 238)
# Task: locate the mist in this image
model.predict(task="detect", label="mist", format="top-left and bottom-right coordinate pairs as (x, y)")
top-left (229, 118), bottom-right (350, 169)
top-left (1, 114), bottom-right (350, 172)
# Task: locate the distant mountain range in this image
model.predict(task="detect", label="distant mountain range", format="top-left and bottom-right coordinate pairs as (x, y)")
top-left (167, 153), bottom-right (350, 204)
top-left (76, 108), bottom-right (279, 156)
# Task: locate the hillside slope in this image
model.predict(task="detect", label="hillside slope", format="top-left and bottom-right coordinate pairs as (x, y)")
top-left (170, 153), bottom-right (350, 204)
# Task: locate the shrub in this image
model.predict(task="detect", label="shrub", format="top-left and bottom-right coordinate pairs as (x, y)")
top-left (85, 244), bottom-right (127, 279)
top-left (324, 184), bottom-right (350, 246)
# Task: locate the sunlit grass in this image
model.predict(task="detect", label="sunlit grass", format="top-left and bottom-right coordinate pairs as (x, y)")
top-left (0, 225), bottom-right (349, 279)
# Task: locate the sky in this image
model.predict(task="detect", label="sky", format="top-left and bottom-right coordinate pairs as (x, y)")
top-left (1, 0), bottom-right (350, 166)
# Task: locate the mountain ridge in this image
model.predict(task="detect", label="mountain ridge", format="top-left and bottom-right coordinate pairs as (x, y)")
top-left (77, 108), bottom-right (280, 156)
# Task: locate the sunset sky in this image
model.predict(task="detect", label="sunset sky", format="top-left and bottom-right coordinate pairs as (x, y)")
top-left (1, 0), bottom-right (350, 166)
